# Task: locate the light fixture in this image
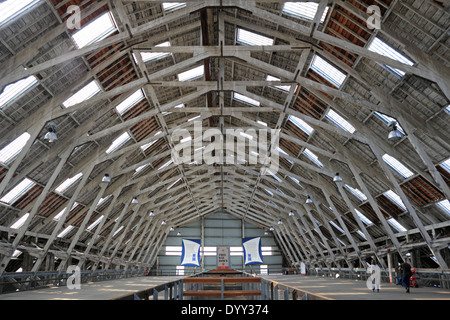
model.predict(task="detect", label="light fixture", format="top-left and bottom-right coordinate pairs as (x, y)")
top-left (131, 196), bottom-right (138, 204)
top-left (269, 226), bottom-right (274, 231)
top-left (170, 226), bottom-right (174, 231)
top-left (161, 220), bottom-right (166, 225)
top-left (333, 173), bottom-right (342, 182)
top-left (388, 122), bottom-right (403, 142)
top-left (149, 211), bottom-right (155, 217)
top-left (306, 195), bottom-right (313, 204)
top-left (177, 232), bottom-right (181, 236)
top-left (264, 230), bottom-right (268, 235)
top-left (289, 211), bottom-right (294, 217)
top-left (278, 219), bottom-right (283, 225)
top-left (44, 122), bottom-right (58, 143)
top-left (102, 173), bottom-right (111, 183)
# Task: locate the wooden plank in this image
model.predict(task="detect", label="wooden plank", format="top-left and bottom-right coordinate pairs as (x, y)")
top-left (183, 290), bottom-right (262, 297)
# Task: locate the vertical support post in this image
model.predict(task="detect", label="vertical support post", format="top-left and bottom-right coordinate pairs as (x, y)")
top-left (221, 278), bottom-right (224, 300)
top-left (153, 289), bottom-right (158, 300)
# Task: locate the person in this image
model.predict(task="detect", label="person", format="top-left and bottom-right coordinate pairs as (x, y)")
top-left (399, 259), bottom-right (412, 293)
top-left (368, 259), bottom-right (380, 292)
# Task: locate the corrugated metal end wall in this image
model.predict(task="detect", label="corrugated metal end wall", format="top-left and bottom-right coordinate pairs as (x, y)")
top-left (152, 213), bottom-right (283, 276)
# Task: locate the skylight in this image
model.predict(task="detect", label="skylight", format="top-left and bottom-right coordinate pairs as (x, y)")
top-left (440, 158), bottom-right (450, 173)
top-left (374, 112), bottom-right (405, 135)
top-left (115, 89), bottom-right (144, 115)
top-left (436, 199), bottom-right (450, 217)
top-left (326, 109), bottom-right (356, 133)
top-left (357, 230), bottom-right (367, 240)
top-left (355, 209), bottom-right (373, 226)
top-left (178, 65), bottom-right (204, 82)
top-left (10, 213), bottom-right (29, 229)
top-left (310, 55), bottom-right (347, 88)
top-left (288, 115), bottom-right (314, 135)
top-left (344, 184), bottom-right (367, 202)
top-left (0, 75), bottom-right (38, 109)
top-left (112, 225), bottom-right (124, 237)
top-left (159, 159), bottom-right (173, 170)
top-left (387, 218), bottom-right (407, 232)
top-left (329, 221), bottom-right (344, 234)
top-left (0, 132), bottom-right (31, 165)
top-left (55, 173), bottom-right (83, 194)
top-left (62, 80), bottom-right (101, 108)
top-left (57, 225), bottom-right (74, 238)
top-left (162, 2), bottom-right (186, 11)
top-left (283, 2), bottom-right (329, 23)
top-left (383, 190), bottom-right (406, 211)
top-left (0, 0), bottom-right (40, 26)
top-left (382, 154), bottom-right (414, 178)
top-left (266, 75), bottom-right (291, 92)
top-left (53, 202), bottom-right (79, 221)
top-left (368, 37), bottom-right (414, 77)
top-left (72, 11), bottom-right (117, 49)
top-left (303, 148), bottom-right (323, 168)
top-left (167, 178), bottom-right (182, 190)
top-left (0, 178), bottom-right (35, 204)
top-left (106, 132), bottom-right (131, 154)
top-left (87, 215), bottom-right (104, 231)
top-left (233, 92), bottom-right (260, 107)
top-left (236, 28), bottom-right (274, 46)
top-left (136, 41), bottom-right (171, 62)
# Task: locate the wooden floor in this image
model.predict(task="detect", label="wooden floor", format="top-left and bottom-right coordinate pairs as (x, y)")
top-left (263, 275), bottom-right (450, 300)
top-left (0, 276), bottom-right (183, 300)
top-left (0, 274), bottom-right (449, 300)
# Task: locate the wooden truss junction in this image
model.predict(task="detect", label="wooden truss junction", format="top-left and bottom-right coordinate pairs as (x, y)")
top-left (0, 0), bottom-right (449, 287)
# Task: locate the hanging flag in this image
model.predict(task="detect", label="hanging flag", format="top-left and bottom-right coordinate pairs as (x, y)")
top-left (180, 238), bottom-right (201, 267)
top-left (242, 237), bottom-right (263, 265)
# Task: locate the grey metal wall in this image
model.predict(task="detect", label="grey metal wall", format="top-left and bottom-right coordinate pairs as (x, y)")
top-left (152, 213), bottom-right (283, 275)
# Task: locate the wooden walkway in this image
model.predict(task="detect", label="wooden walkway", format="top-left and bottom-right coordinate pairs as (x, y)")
top-left (0, 274), bottom-right (449, 300)
top-left (262, 275), bottom-right (450, 300)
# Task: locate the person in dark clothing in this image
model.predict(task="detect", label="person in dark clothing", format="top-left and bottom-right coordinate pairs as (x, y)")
top-left (399, 259), bottom-right (412, 293)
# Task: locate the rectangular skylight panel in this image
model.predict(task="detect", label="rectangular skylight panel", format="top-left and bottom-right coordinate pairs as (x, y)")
top-left (303, 148), bottom-right (323, 168)
top-left (440, 158), bottom-right (450, 173)
top-left (288, 115), bottom-right (314, 135)
top-left (0, 75), bottom-right (38, 109)
top-left (0, 0), bottom-right (40, 26)
top-left (326, 109), bottom-right (356, 133)
top-left (344, 184), bottom-right (367, 201)
top-left (356, 230), bottom-right (367, 240)
top-left (236, 28), bottom-right (274, 46)
top-left (138, 41), bottom-right (171, 62)
top-left (57, 225), bottom-right (74, 238)
top-left (106, 132), bottom-right (131, 154)
top-left (162, 2), bottom-right (186, 11)
top-left (329, 221), bottom-right (345, 234)
top-left (159, 159), bottom-right (173, 170)
top-left (55, 173), bottom-right (83, 194)
top-left (10, 213), bottom-right (29, 229)
top-left (167, 177), bottom-right (182, 190)
top-left (436, 199), bottom-right (450, 217)
top-left (115, 89), bottom-right (144, 115)
top-left (310, 55), bottom-right (346, 88)
top-left (283, 2), bottom-right (328, 23)
top-left (87, 215), bottom-right (104, 231)
top-left (62, 80), bottom-right (101, 108)
top-left (233, 92), bottom-right (260, 106)
top-left (112, 225), bottom-right (124, 237)
top-left (387, 218), bottom-right (407, 232)
top-left (368, 37), bottom-right (414, 77)
top-left (383, 190), bottom-right (406, 211)
top-left (53, 202), bottom-right (79, 221)
top-left (0, 178), bottom-right (35, 204)
top-left (0, 132), bottom-right (31, 165)
top-left (355, 209), bottom-right (373, 226)
top-left (382, 154), bottom-right (414, 178)
top-left (266, 75), bottom-right (291, 92)
top-left (72, 12), bottom-right (117, 49)
top-left (178, 65), bottom-right (204, 81)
